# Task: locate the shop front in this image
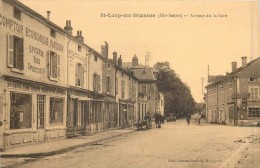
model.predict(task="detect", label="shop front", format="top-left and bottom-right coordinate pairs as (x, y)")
top-left (1, 75), bottom-right (67, 149)
top-left (67, 88), bottom-right (92, 137)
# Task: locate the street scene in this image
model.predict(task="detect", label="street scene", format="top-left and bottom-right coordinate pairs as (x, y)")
top-left (1, 118), bottom-right (260, 168)
top-left (1, 0), bottom-right (260, 168)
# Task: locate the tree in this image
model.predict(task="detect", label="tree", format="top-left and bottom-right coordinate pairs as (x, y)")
top-left (154, 62), bottom-right (195, 117)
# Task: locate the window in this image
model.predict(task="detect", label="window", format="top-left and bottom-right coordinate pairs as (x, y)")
top-left (121, 80), bottom-right (125, 98)
top-left (115, 78), bottom-right (118, 94)
top-left (49, 97), bottom-right (64, 126)
top-left (10, 92), bottom-right (32, 129)
top-left (249, 86), bottom-right (259, 100)
top-left (141, 86), bottom-right (147, 94)
top-left (7, 34), bottom-right (24, 71)
top-left (93, 73), bottom-right (101, 92)
top-left (249, 77), bottom-right (259, 82)
top-left (37, 95), bottom-right (45, 129)
top-left (107, 63), bottom-right (110, 69)
top-left (248, 108), bottom-right (260, 117)
top-left (78, 45), bottom-right (82, 52)
top-left (50, 29), bottom-right (56, 38)
top-left (13, 7), bottom-right (21, 20)
top-left (94, 55), bottom-right (98, 62)
top-left (48, 51), bottom-right (60, 80)
top-left (76, 63), bottom-right (84, 87)
top-left (107, 76), bottom-right (111, 93)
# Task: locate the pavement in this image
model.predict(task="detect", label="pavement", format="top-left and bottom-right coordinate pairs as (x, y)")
top-left (1, 120), bottom-right (260, 168)
top-left (0, 127), bottom-right (136, 158)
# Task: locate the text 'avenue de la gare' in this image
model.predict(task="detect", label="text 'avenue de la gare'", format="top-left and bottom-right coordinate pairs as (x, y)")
top-left (100, 13), bottom-right (228, 18)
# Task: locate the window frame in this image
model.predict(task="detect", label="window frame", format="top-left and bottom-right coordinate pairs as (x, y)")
top-left (13, 7), bottom-right (21, 20)
top-left (48, 50), bottom-right (60, 81)
top-left (7, 33), bottom-right (24, 73)
top-left (249, 86), bottom-right (259, 100)
top-left (248, 107), bottom-right (260, 117)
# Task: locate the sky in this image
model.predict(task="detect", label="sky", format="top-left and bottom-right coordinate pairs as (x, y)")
top-left (19, 0), bottom-right (260, 103)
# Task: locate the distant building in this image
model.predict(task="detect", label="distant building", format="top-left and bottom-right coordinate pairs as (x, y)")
top-left (123, 55), bottom-right (165, 119)
top-left (205, 57), bottom-right (260, 126)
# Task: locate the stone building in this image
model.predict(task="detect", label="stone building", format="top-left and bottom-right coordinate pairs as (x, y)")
top-left (122, 55), bottom-right (165, 119)
top-left (0, 0), bottom-right (68, 149)
top-left (206, 57), bottom-right (260, 126)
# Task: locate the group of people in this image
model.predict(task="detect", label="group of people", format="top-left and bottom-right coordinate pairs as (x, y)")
top-left (136, 112), bottom-right (164, 130)
top-left (186, 112), bottom-right (202, 125)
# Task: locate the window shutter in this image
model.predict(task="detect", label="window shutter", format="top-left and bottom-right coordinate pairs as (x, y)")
top-left (48, 51), bottom-right (52, 77)
top-left (57, 54), bottom-right (60, 79)
top-left (98, 75), bottom-right (100, 92)
top-left (93, 73), bottom-right (96, 91)
top-left (18, 38), bottom-right (24, 70)
top-left (7, 34), bottom-right (14, 67)
top-left (75, 63), bottom-right (79, 86)
top-left (82, 66), bottom-right (84, 87)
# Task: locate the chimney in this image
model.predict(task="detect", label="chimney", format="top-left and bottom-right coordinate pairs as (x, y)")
top-left (118, 55), bottom-right (122, 67)
top-left (231, 62), bottom-right (237, 72)
top-left (64, 20), bottom-right (73, 35)
top-left (47, 11), bottom-right (51, 20)
top-left (113, 52), bottom-right (117, 65)
top-left (101, 41), bottom-right (109, 58)
top-left (241, 56), bottom-right (247, 68)
top-left (132, 54), bottom-right (138, 66)
top-left (75, 30), bottom-right (84, 43)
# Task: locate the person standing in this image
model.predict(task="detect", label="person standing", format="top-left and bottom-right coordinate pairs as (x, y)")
top-left (186, 112), bottom-right (191, 125)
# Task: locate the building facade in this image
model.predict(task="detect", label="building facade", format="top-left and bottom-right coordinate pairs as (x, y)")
top-left (0, 0), bottom-right (165, 149)
top-left (0, 0), bottom-right (68, 149)
top-left (206, 57), bottom-right (260, 126)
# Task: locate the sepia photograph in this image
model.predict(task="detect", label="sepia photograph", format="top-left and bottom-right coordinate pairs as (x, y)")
top-left (0, 0), bottom-right (260, 167)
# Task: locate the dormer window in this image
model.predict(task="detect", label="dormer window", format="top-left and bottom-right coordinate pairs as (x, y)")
top-left (13, 7), bottom-right (21, 20)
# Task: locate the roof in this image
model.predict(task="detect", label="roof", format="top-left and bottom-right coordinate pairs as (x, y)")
top-left (206, 57), bottom-right (260, 87)
top-left (122, 62), bottom-right (156, 81)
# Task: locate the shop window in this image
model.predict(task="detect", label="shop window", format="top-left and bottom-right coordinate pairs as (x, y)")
top-left (13, 7), bottom-right (21, 20)
top-left (7, 34), bottom-right (24, 71)
top-left (10, 92), bottom-right (32, 129)
top-left (249, 86), bottom-right (259, 100)
top-left (48, 51), bottom-right (60, 80)
top-left (49, 97), bottom-right (64, 126)
top-left (76, 63), bottom-right (84, 87)
top-left (248, 108), bottom-right (260, 117)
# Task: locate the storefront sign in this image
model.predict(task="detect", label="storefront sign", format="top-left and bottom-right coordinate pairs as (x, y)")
top-left (0, 13), bottom-right (23, 34)
top-left (7, 81), bottom-right (66, 95)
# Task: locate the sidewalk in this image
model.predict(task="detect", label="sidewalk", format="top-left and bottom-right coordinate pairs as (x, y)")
top-left (236, 135), bottom-right (260, 168)
top-left (0, 127), bottom-right (136, 158)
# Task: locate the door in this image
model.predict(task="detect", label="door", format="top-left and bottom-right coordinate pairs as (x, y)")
top-left (37, 95), bottom-right (46, 141)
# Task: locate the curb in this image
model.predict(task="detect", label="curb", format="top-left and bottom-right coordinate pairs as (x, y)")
top-left (219, 141), bottom-right (250, 168)
top-left (0, 130), bottom-right (136, 158)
